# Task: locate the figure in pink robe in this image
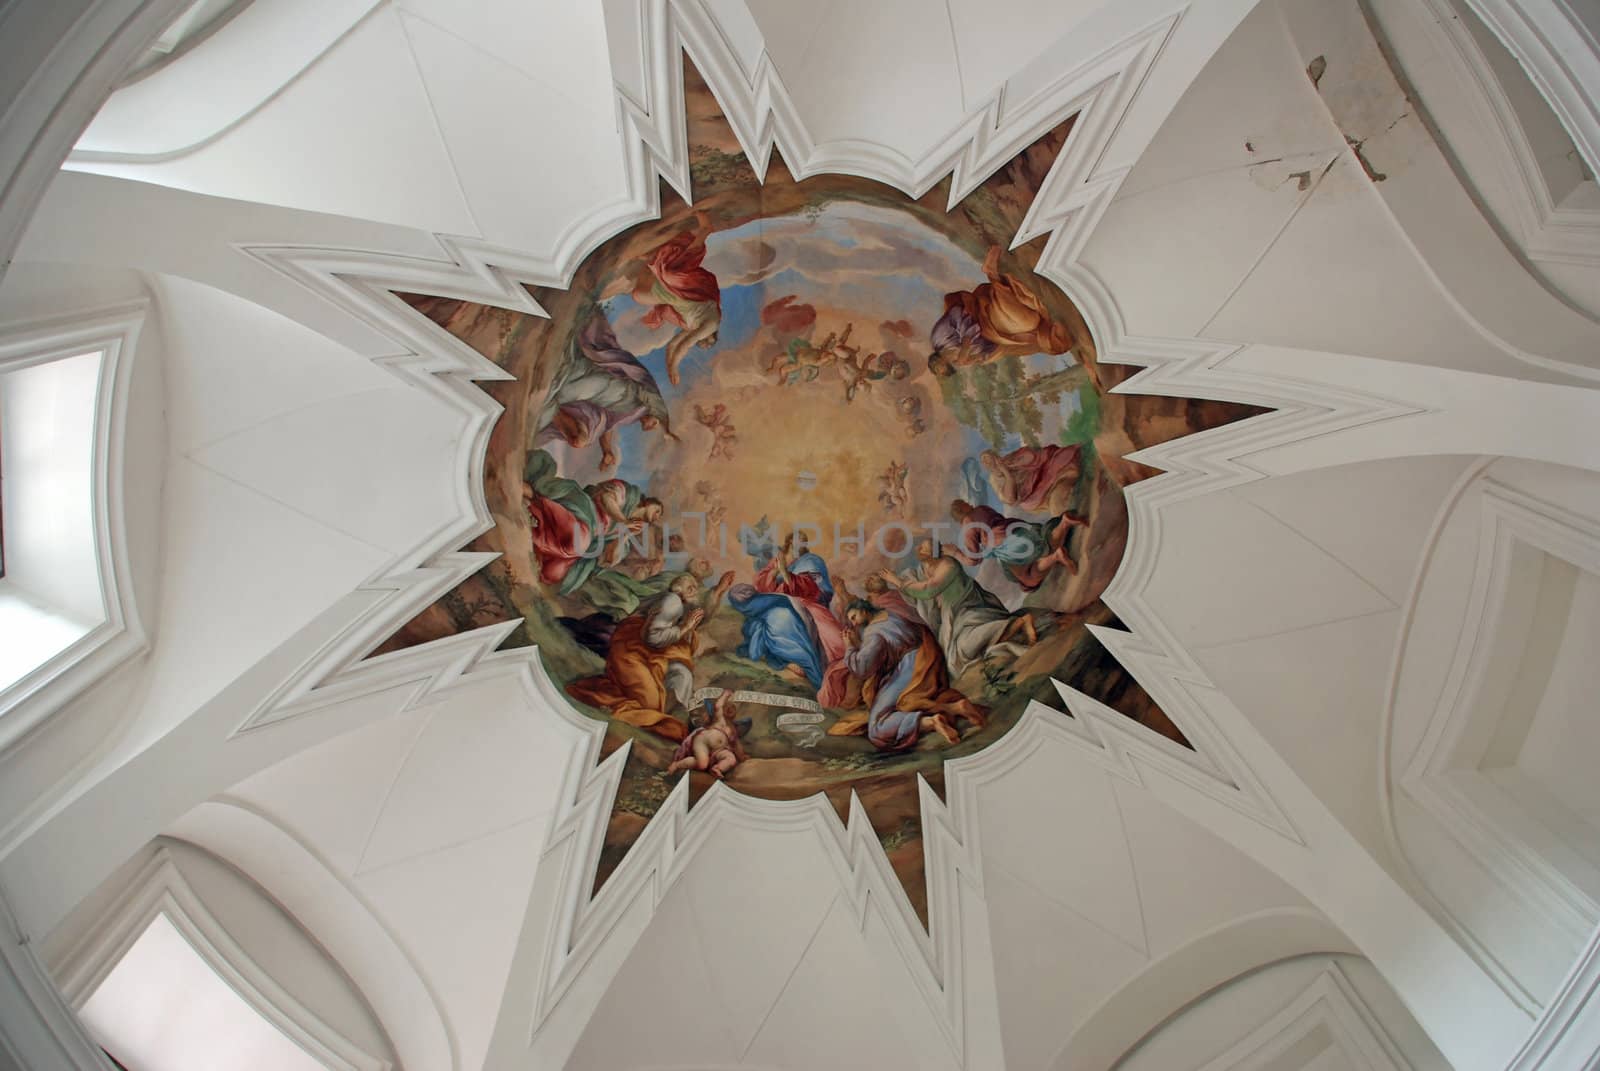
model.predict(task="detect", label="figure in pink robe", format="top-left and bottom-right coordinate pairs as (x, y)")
top-left (980, 443), bottom-right (1083, 516)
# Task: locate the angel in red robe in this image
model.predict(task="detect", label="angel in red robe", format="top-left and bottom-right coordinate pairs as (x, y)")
top-left (629, 215), bottom-right (723, 385)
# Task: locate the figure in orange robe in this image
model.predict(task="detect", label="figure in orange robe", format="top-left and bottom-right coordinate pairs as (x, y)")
top-left (928, 246), bottom-right (1073, 376)
top-left (566, 574), bottom-right (706, 741)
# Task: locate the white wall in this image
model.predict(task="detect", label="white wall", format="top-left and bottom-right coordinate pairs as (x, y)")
top-left (121, 270), bottom-right (462, 750)
top-left (1492, 566), bottom-right (1600, 841)
top-left (159, 840), bottom-right (396, 1064)
top-left (79, 913), bottom-right (329, 1071)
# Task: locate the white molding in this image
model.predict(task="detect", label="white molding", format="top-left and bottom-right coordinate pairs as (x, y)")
top-left (47, 844), bottom-right (390, 1071)
top-left (0, 0), bottom-right (1590, 1065)
top-left (0, 303), bottom-right (148, 757)
top-left (1507, 921), bottom-right (1600, 1070)
top-left (1193, 962), bottom-right (1413, 1071)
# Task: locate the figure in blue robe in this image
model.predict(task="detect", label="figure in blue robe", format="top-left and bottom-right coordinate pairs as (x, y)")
top-left (728, 539), bottom-right (847, 697)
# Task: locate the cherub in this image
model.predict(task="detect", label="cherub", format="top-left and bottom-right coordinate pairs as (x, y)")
top-left (712, 422), bottom-right (737, 460)
top-left (841, 352), bottom-right (875, 402)
top-left (693, 402), bottom-right (738, 460)
top-left (666, 692), bottom-right (749, 779)
top-left (878, 459), bottom-right (911, 515)
top-left (694, 479), bottom-right (729, 529)
top-left (895, 395), bottom-right (927, 437)
top-left (766, 323), bottom-right (854, 386)
top-left (841, 350), bottom-right (910, 402)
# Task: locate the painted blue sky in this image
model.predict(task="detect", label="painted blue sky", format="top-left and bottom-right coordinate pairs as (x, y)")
top-left (581, 200), bottom-right (1076, 505)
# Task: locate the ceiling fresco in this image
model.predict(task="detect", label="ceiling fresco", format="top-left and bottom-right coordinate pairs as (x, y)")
top-left (373, 61), bottom-right (1261, 922)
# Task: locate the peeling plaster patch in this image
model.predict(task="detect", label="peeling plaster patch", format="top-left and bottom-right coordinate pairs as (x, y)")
top-left (1345, 134), bottom-right (1388, 183)
top-left (1245, 152), bottom-right (1335, 193)
top-left (1306, 55), bottom-right (1326, 89)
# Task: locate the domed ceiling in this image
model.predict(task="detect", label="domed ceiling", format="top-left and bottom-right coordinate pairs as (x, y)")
top-left (375, 62), bottom-right (1259, 916)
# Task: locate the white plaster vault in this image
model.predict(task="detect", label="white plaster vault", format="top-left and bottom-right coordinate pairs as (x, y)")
top-left (1, 0), bottom-right (1599, 1069)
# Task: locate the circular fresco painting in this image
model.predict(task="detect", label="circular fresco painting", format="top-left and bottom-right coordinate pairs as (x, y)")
top-left (378, 64), bottom-right (1258, 914)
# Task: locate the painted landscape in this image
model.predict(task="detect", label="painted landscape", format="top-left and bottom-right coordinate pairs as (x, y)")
top-left (373, 61), bottom-right (1260, 922)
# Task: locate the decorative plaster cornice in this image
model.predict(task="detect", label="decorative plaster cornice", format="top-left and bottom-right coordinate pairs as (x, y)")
top-left (1054, 909), bottom-right (1363, 1070)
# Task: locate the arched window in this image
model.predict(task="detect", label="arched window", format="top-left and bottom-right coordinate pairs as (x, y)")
top-left (0, 304), bottom-right (146, 751)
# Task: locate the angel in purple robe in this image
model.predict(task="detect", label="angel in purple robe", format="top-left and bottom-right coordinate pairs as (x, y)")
top-left (535, 313), bottom-right (674, 471)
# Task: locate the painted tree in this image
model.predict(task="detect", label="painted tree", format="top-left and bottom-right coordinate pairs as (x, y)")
top-left (939, 357), bottom-right (1088, 448)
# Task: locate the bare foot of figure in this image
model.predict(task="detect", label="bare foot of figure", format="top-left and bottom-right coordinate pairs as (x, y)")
top-left (1045, 518), bottom-right (1082, 576)
top-left (780, 663), bottom-right (808, 683)
top-left (1001, 612), bottom-right (1038, 646)
top-left (931, 714), bottom-right (960, 744)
